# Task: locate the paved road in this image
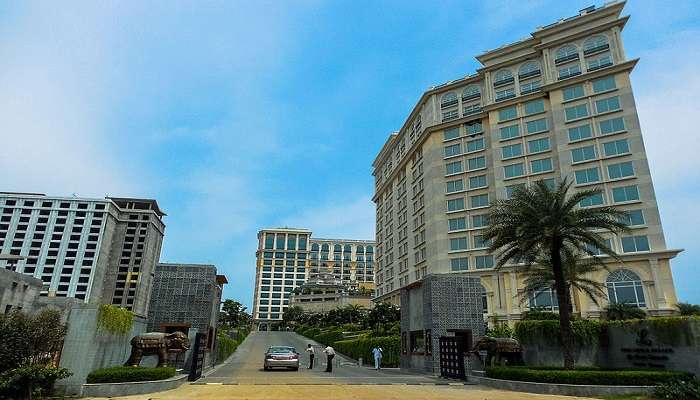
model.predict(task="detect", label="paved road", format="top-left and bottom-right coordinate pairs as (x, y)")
top-left (199, 331), bottom-right (447, 385)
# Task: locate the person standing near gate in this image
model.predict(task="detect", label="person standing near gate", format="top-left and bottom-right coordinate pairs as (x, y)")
top-left (323, 345), bottom-right (335, 372)
top-left (306, 344), bottom-right (315, 369)
top-left (372, 345), bottom-right (383, 370)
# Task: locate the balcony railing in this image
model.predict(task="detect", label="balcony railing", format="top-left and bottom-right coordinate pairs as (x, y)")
top-left (555, 53), bottom-right (580, 65)
top-left (587, 61), bottom-right (613, 72)
top-left (518, 70), bottom-right (541, 80)
top-left (493, 76), bottom-right (515, 88)
top-left (461, 92), bottom-right (481, 101)
top-left (440, 99), bottom-right (459, 108)
top-left (584, 44), bottom-right (610, 56)
top-left (558, 70), bottom-right (582, 80)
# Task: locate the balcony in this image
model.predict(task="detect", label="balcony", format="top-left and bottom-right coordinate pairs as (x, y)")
top-left (461, 92), bottom-right (481, 102)
top-left (518, 70), bottom-right (541, 80)
top-left (495, 93), bottom-right (516, 102)
top-left (555, 53), bottom-right (580, 65)
top-left (493, 76), bottom-right (514, 88)
top-left (441, 99), bottom-right (459, 108)
top-left (520, 86), bottom-right (541, 95)
top-left (584, 44), bottom-right (610, 56)
top-left (558, 70), bottom-right (582, 81)
top-left (587, 60), bottom-right (613, 72)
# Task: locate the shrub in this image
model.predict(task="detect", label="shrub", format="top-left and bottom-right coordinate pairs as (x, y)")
top-left (486, 323), bottom-right (514, 338)
top-left (86, 366), bottom-right (176, 383)
top-left (0, 365), bottom-right (72, 399)
top-left (676, 303), bottom-right (700, 317)
top-left (653, 379), bottom-right (700, 400)
top-left (515, 319), bottom-right (604, 345)
top-left (314, 329), bottom-right (345, 346)
top-left (97, 304), bottom-right (134, 335)
top-left (216, 334), bottom-right (239, 363)
top-left (485, 366), bottom-right (693, 386)
top-left (605, 304), bottom-right (647, 321)
top-left (333, 336), bottom-right (400, 367)
top-left (521, 310), bottom-right (560, 321)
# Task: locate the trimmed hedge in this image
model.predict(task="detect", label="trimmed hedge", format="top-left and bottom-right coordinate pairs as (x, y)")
top-left (515, 319), bottom-right (605, 345)
top-left (216, 335), bottom-right (239, 363)
top-left (485, 366), bottom-right (694, 386)
top-left (333, 336), bottom-right (400, 368)
top-left (86, 366), bottom-right (176, 384)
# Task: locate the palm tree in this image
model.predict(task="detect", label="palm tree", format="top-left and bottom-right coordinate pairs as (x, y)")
top-left (483, 179), bottom-right (628, 369)
top-left (676, 302), bottom-right (700, 316)
top-left (604, 303), bottom-right (646, 320)
top-left (520, 246), bottom-right (609, 310)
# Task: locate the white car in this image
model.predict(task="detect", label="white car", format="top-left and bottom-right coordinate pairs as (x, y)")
top-left (263, 346), bottom-right (300, 371)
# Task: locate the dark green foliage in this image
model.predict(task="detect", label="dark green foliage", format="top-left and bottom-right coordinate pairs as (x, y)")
top-left (485, 366), bottom-right (693, 386)
top-left (0, 365), bottom-right (72, 399)
top-left (652, 379), bottom-right (700, 400)
top-left (521, 310), bottom-right (560, 321)
top-left (215, 334), bottom-right (239, 364)
top-left (333, 336), bottom-right (401, 367)
top-left (676, 303), bottom-right (700, 317)
top-left (486, 323), bottom-right (514, 338)
top-left (605, 303), bottom-right (647, 321)
top-left (515, 319), bottom-right (605, 345)
top-left (96, 304), bottom-right (134, 335)
top-left (218, 300), bottom-right (252, 329)
top-left (86, 366), bottom-right (176, 383)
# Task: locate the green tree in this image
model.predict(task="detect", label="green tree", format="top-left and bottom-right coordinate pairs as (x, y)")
top-left (605, 303), bottom-right (646, 320)
top-left (363, 302), bottom-right (400, 328)
top-left (482, 179), bottom-right (628, 369)
top-left (676, 302), bottom-right (700, 316)
top-left (282, 305), bottom-right (305, 325)
top-left (218, 300), bottom-right (252, 329)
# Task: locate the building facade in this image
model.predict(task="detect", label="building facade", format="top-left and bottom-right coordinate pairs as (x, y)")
top-left (252, 228), bottom-right (375, 328)
top-left (371, 2), bottom-right (680, 325)
top-left (0, 193), bottom-right (166, 316)
top-left (0, 267), bottom-right (43, 314)
top-left (147, 263), bottom-right (227, 359)
top-left (289, 272), bottom-right (373, 314)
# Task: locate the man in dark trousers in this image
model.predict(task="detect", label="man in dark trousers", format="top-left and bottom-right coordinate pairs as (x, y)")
top-left (306, 344), bottom-right (315, 369)
top-left (323, 345), bottom-right (335, 372)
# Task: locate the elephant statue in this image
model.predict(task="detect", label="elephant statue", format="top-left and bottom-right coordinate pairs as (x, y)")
top-left (472, 336), bottom-right (523, 367)
top-left (124, 331), bottom-right (190, 368)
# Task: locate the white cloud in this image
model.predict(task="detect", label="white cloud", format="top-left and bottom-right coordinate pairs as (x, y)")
top-left (281, 195), bottom-right (375, 240)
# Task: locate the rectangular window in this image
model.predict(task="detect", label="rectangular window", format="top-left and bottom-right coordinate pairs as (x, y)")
top-left (448, 217), bottom-right (466, 231)
top-left (621, 210), bottom-right (645, 226)
top-left (520, 80), bottom-right (541, 94)
top-left (563, 84), bottom-right (585, 101)
top-left (498, 106), bottom-right (518, 121)
top-left (287, 235), bottom-right (297, 250)
top-left (466, 138), bottom-right (484, 152)
top-left (530, 158), bottom-right (553, 174)
top-left (467, 156), bottom-right (486, 170)
top-left (469, 175), bottom-right (487, 189)
top-left (621, 235), bottom-right (650, 253)
top-left (472, 214), bottom-right (488, 228)
top-left (466, 121), bottom-right (483, 135)
top-left (495, 88), bottom-right (515, 102)
top-left (505, 184), bottom-right (525, 199)
top-left (475, 255), bottom-right (494, 269)
top-left (528, 137), bottom-right (550, 153)
top-left (580, 193), bottom-right (604, 207)
top-left (501, 143), bottom-right (523, 159)
top-left (446, 179), bottom-right (464, 193)
top-left (500, 124), bottom-right (520, 140)
top-left (575, 167), bottom-right (601, 184)
top-left (603, 139), bottom-right (630, 157)
top-left (473, 235), bottom-right (489, 248)
top-left (444, 143), bottom-right (461, 157)
top-left (450, 237), bottom-right (468, 251)
top-left (571, 145), bottom-right (596, 163)
top-left (595, 96), bottom-right (621, 113)
top-left (442, 109), bottom-right (458, 121)
top-left (568, 124), bottom-right (593, 142)
top-left (588, 55), bottom-right (613, 71)
top-left (565, 104), bottom-right (589, 121)
top-left (444, 127), bottom-right (460, 141)
top-left (450, 258), bottom-right (469, 271)
top-left (599, 117), bottom-right (625, 135)
top-left (504, 163), bottom-right (525, 178)
top-left (447, 198), bottom-right (465, 212)
top-left (526, 118), bottom-right (548, 134)
top-left (608, 161), bottom-right (635, 179)
top-left (558, 64), bottom-right (581, 79)
top-left (612, 185), bottom-right (640, 203)
top-left (592, 76), bottom-right (616, 93)
top-left (524, 99), bottom-right (545, 115)
top-left (470, 194), bottom-right (489, 208)
top-left (264, 234), bottom-right (275, 250)
top-left (445, 161), bottom-right (463, 175)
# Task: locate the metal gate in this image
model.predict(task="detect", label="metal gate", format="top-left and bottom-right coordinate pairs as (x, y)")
top-left (439, 336), bottom-right (465, 379)
top-left (188, 332), bottom-right (206, 381)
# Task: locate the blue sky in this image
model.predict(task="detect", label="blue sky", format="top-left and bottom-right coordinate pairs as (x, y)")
top-left (1, 1), bottom-right (698, 309)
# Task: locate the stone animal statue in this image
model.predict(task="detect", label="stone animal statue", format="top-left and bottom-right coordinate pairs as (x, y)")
top-left (124, 332), bottom-right (190, 368)
top-left (472, 336), bottom-right (523, 367)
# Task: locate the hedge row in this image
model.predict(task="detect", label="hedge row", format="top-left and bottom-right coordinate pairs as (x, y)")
top-left (216, 335), bottom-right (239, 364)
top-left (485, 366), bottom-right (694, 386)
top-left (333, 336), bottom-right (401, 368)
top-left (86, 366), bottom-right (176, 383)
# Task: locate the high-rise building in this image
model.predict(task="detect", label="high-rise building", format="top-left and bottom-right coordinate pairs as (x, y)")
top-left (0, 193), bottom-right (166, 316)
top-left (252, 228), bottom-right (375, 329)
top-left (371, 2), bottom-right (680, 325)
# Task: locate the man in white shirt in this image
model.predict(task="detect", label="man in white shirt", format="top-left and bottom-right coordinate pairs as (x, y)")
top-left (372, 346), bottom-right (383, 370)
top-left (305, 344), bottom-right (315, 369)
top-left (323, 345), bottom-right (335, 372)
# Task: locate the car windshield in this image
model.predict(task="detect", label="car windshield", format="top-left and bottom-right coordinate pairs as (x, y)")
top-left (268, 346), bottom-right (296, 354)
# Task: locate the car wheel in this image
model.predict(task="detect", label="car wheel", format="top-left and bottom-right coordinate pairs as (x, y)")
top-left (293, 367), bottom-right (299, 371)
top-left (264, 366), bottom-right (269, 371)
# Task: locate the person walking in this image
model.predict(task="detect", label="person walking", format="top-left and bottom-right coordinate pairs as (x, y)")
top-left (323, 345), bottom-right (335, 372)
top-left (372, 345), bottom-right (383, 370)
top-left (306, 344), bottom-right (315, 369)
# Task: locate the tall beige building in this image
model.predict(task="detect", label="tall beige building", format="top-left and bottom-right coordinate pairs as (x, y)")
top-left (371, 2), bottom-right (681, 326)
top-left (252, 228), bottom-right (375, 329)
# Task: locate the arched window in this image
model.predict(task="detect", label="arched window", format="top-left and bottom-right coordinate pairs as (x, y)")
top-left (356, 245), bottom-right (364, 253)
top-left (321, 244), bottom-right (329, 252)
top-left (333, 244), bottom-right (342, 252)
top-left (494, 69), bottom-right (514, 86)
top-left (366, 245), bottom-right (374, 253)
top-left (311, 243), bottom-right (319, 251)
top-left (518, 61), bottom-right (540, 78)
top-left (583, 35), bottom-right (609, 54)
top-left (607, 269), bottom-right (646, 307)
top-left (555, 45), bottom-right (578, 62)
top-left (441, 92), bottom-right (458, 108)
top-left (462, 85), bottom-right (481, 100)
top-left (344, 244), bottom-right (351, 253)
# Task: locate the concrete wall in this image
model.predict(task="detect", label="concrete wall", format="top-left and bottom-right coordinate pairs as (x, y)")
top-left (0, 268), bottom-right (43, 314)
top-left (56, 304), bottom-right (147, 395)
top-left (522, 318), bottom-right (700, 376)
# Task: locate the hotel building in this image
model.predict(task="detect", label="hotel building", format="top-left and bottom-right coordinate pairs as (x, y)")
top-left (371, 2), bottom-right (680, 325)
top-left (252, 228), bottom-right (375, 328)
top-left (0, 192), bottom-right (166, 316)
